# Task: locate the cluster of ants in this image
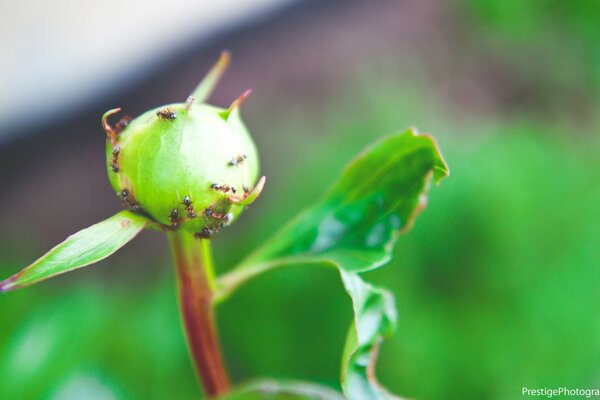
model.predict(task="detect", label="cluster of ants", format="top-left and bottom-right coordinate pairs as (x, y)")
top-left (166, 177), bottom-right (252, 238)
top-left (103, 109), bottom-right (132, 173)
top-left (177, 198), bottom-right (230, 240)
top-left (104, 105), bottom-right (253, 239)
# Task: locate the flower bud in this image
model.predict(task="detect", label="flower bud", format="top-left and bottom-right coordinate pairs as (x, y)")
top-left (102, 57), bottom-right (264, 238)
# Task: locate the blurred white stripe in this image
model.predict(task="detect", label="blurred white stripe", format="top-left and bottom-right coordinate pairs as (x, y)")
top-left (0, 0), bottom-right (298, 135)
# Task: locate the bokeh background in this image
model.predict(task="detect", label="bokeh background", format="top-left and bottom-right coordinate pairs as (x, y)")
top-left (1, 0), bottom-right (599, 399)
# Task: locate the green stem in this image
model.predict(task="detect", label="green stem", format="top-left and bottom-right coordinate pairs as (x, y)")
top-left (168, 231), bottom-right (230, 398)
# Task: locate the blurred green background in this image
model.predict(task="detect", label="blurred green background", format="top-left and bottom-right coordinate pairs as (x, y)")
top-left (1, 1), bottom-right (599, 399)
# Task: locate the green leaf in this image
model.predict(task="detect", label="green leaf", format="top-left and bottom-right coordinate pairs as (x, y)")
top-left (340, 271), bottom-right (403, 400)
top-left (216, 128), bottom-right (448, 399)
top-left (217, 128), bottom-right (449, 296)
top-left (0, 211), bottom-right (150, 291)
top-left (220, 379), bottom-right (345, 400)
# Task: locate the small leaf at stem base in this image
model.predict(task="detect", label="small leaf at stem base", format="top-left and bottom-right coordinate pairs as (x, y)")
top-left (0, 210), bottom-right (150, 291)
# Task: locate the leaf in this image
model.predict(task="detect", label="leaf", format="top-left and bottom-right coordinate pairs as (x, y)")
top-left (191, 50), bottom-right (231, 103)
top-left (216, 128), bottom-right (448, 399)
top-left (217, 128), bottom-right (449, 296)
top-left (220, 379), bottom-right (345, 400)
top-left (0, 211), bottom-right (150, 291)
top-left (340, 271), bottom-right (403, 400)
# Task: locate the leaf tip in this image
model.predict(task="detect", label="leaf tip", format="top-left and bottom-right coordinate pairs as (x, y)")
top-left (0, 276), bottom-right (17, 292)
top-left (409, 127), bottom-right (450, 184)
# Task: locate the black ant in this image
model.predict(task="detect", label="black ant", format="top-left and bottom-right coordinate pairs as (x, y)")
top-left (169, 208), bottom-right (180, 227)
top-left (220, 213), bottom-right (233, 227)
top-left (204, 207), bottom-right (226, 219)
top-left (204, 207), bottom-right (231, 221)
top-left (210, 183), bottom-right (234, 193)
top-left (110, 145), bottom-right (121, 172)
top-left (156, 108), bottom-right (177, 120)
top-left (120, 189), bottom-right (141, 212)
top-left (115, 116), bottom-right (132, 131)
top-left (195, 227), bottom-right (213, 239)
top-left (182, 196), bottom-right (195, 218)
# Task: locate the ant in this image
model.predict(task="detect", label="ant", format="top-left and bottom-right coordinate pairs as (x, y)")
top-left (204, 207), bottom-right (231, 221)
top-left (115, 116), bottom-right (132, 131)
top-left (110, 145), bottom-right (121, 172)
top-left (195, 227), bottom-right (213, 239)
top-left (182, 195), bottom-right (195, 218)
top-left (204, 207), bottom-right (226, 219)
top-left (227, 154), bottom-right (247, 167)
top-left (169, 208), bottom-right (180, 227)
top-left (210, 183), bottom-right (235, 194)
top-left (120, 189), bottom-right (141, 212)
top-left (156, 108), bottom-right (177, 120)
top-left (220, 213), bottom-right (233, 227)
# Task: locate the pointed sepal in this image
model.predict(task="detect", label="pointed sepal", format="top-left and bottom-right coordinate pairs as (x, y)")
top-left (228, 176), bottom-right (266, 206)
top-left (191, 50), bottom-right (232, 103)
top-left (220, 89), bottom-right (253, 120)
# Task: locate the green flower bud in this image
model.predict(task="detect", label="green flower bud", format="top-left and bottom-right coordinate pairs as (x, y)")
top-left (102, 53), bottom-right (264, 238)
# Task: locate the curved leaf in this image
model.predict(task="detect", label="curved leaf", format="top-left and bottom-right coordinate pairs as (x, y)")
top-left (0, 211), bottom-right (150, 291)
top-left (340, 271), bottom-right (403, 400)
top-left (217, 128), bottom-right (449, 296)
top-left (221, 379), bottom-right (345, 400)
top-left (216, 128), bottom-right (448, 399)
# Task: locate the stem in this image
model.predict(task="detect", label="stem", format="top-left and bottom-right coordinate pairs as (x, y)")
top-left (168, 231), bottom-right (230, 398)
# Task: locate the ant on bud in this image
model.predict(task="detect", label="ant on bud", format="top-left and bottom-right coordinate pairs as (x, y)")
top-left (110, 145), bottom-right (121, 172)
top-left (195, 227), bottom-right (213, 239)
top-left (227, 154), bottom-right (247, 167)
top-left (182, 196), bottom-right (195, 218)
top-left (157, 108), bottom-right (177, 120)
top-left (204, 207), bottom-right (230, 221)
top-left (169, 208), bottom-right (180, 227)
top-left (220, 213), bottom-right (233, 227)
top-left (210, 183), bottom-right (233, 193)
top-left (119, 189), bottom-right (141, 213)
top-left (115, 116), bottom-right (132, 131)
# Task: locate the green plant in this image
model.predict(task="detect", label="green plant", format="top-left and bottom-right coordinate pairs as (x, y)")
top-left (0, 52), bottom-right (448, 400)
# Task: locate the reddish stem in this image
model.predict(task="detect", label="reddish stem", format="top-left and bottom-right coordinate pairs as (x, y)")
top-left (169, 232), bottom-right (230, 398)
